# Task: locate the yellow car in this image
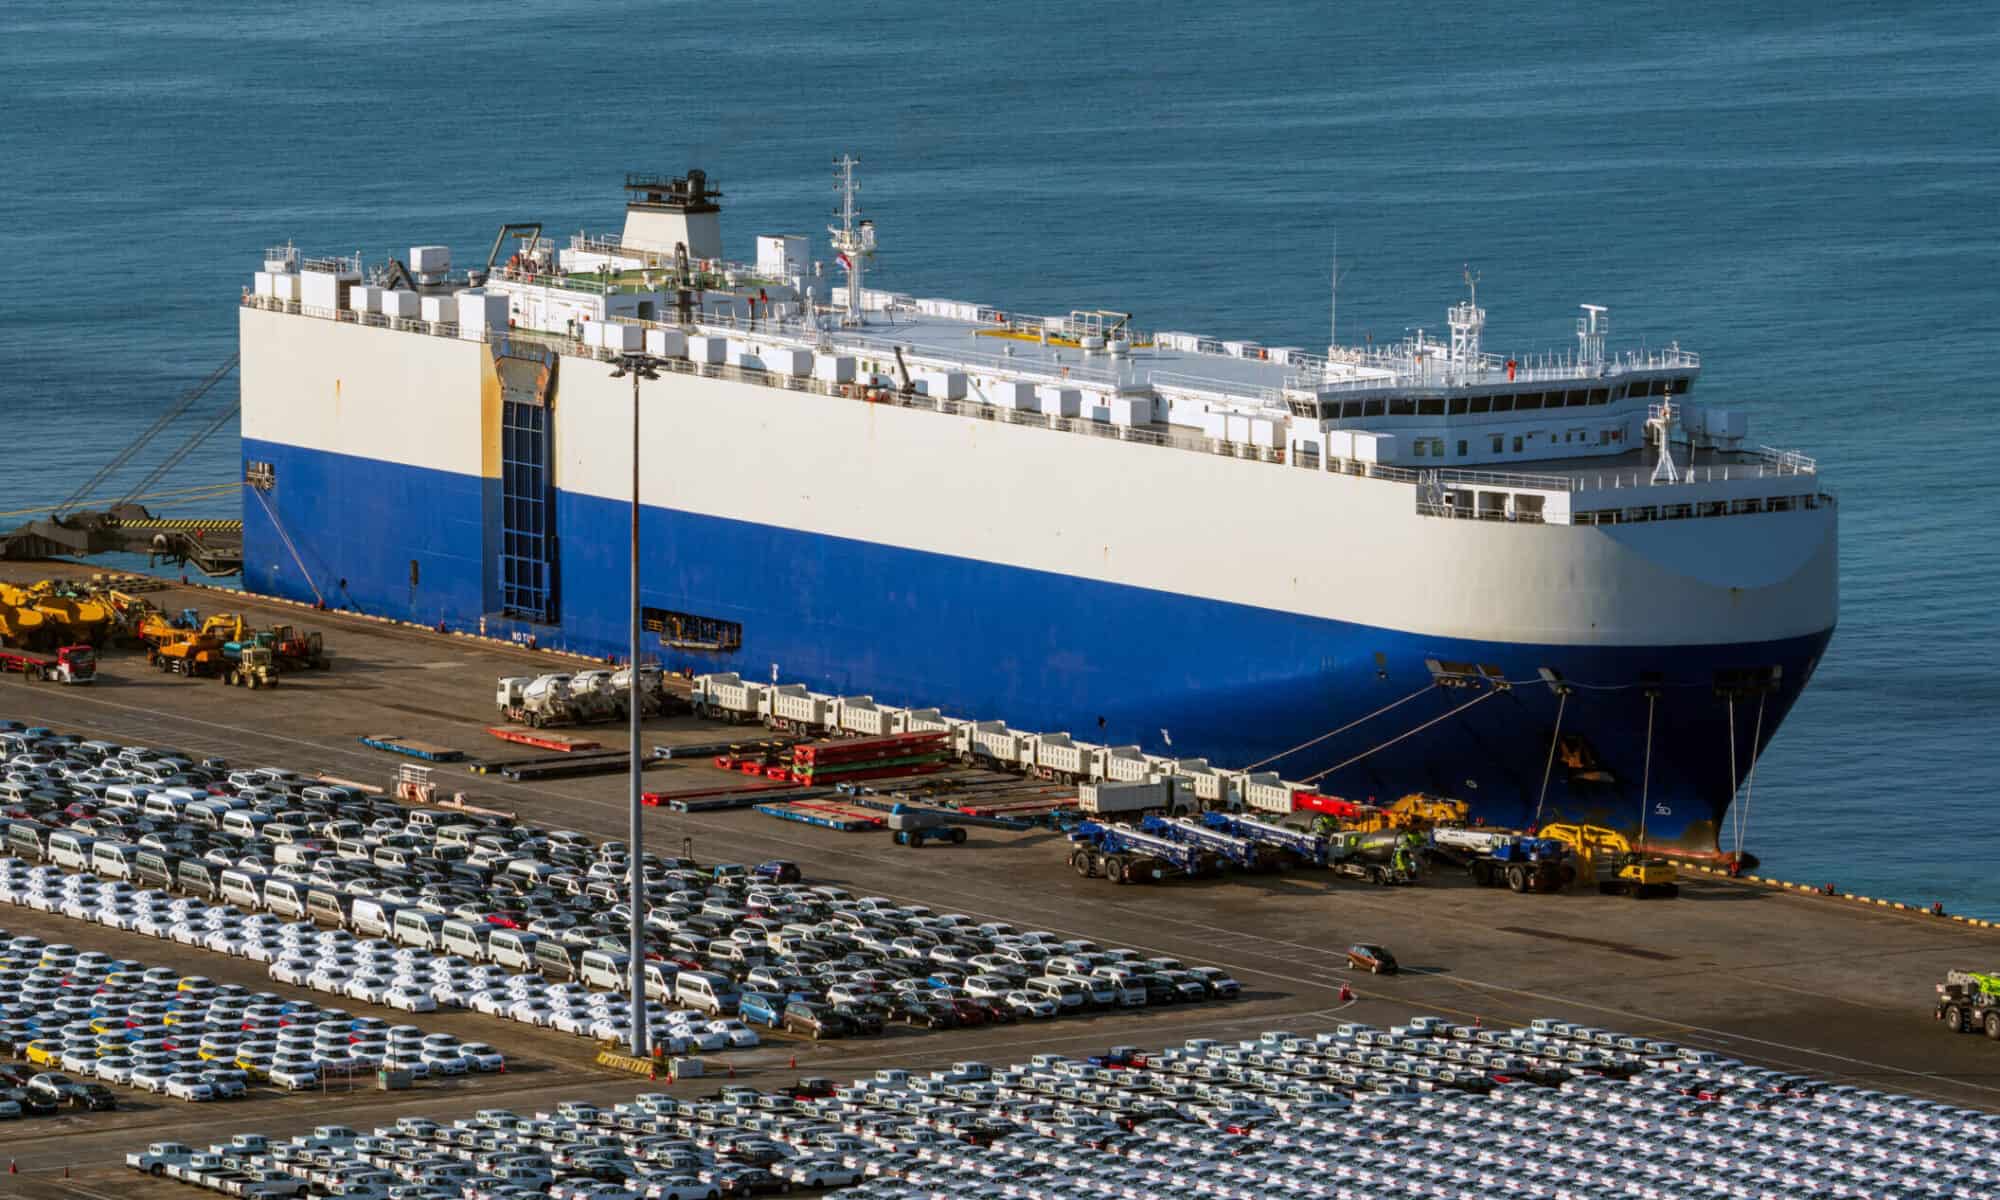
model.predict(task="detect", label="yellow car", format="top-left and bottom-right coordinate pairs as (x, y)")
top-left (234, 1053), bottom-right (271, 1079)
top-left (163, 1010), bottom-right (197, 1027)
top-left (176, 976), bottom-right (212, 993)
top-left (91, 1016), bottom-right (126, 1035)
top-left (23, 1039), bottom-right (63, 1067)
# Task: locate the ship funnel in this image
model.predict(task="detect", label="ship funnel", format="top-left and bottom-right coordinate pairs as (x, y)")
top-left (621, 170), bottom-right (724, 260)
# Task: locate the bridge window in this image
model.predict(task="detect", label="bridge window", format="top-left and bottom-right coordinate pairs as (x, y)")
top-left (1418, 397), bottom-right (1445, 416)
top-left (1565, 390), bottom-right (1589, 407)
top-left (1469, 395), bottom-right (1491, 414)
top-left (1389, 396), bottom-right (1416, 416)
top-left (1587, 388), bottom-right (1610, 404)
top-left (1516, 393), bottom-right (1544, 411)
top-left (1491, 394), bottom-right (1515, 413)
top-left (1448, 396), bottom-right (1468, 416)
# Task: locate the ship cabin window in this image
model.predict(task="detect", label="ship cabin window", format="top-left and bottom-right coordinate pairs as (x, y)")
top-left (1512, 435), bottom-right (1524, 453)
top-left (1389, 396), bottom-right (1416, 417)
top-left (1448, 396), bottom-right (1468, 416)
top-left (1490, 434), bottom-right (1503, 453)
top-left (1516, 393), bottom-right (1544, 411)
top-left (1469, 395), bottom-right (1491, 414)
top-left (1490, 394), bottom-right (1514, 413)
top-left (1588, 388), bottom-right (1610, 404)
top-left (1565, 389), bottom-right (1589, 407)
top-left (1418, 397), bottom-right (1445, 416)
top-left (1456, 440), bottom-right (1468, 458)
top-left (1362, 398), bottom-right (1384, 418)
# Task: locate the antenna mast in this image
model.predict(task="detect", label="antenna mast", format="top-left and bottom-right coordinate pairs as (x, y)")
top-left (828, 155), bottom-right (875, 328)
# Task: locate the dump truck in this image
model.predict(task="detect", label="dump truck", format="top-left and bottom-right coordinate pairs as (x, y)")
top-left (1937, 970), bottom-right (2000, 1039)
top-left (0, 645), bottom-right (96, 683)
top-left (1539, 822), bottom-right (1679, 897)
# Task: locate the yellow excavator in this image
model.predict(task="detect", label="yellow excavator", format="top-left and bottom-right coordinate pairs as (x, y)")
top-left (1539, 822), bottom-right (1679, 897)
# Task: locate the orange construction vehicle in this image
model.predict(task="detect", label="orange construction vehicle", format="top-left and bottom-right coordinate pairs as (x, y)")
top-left (150, 629), bottom-right (226, 678)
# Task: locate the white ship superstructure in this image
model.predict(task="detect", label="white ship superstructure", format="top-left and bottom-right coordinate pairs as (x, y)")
top-left (237, 163), bottom-right (1837, 851)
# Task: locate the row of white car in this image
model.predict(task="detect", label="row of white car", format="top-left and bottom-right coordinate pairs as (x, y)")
top-left (134, 1015), bottom-right (2000, 1200)
top-left (0, 874), bottom-right (504, 1096)
top-left (0, 857), bottom-right (757, 1058)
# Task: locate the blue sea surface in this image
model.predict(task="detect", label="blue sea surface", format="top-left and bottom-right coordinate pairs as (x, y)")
top-left (3, 2), bottom-right (1996, 910)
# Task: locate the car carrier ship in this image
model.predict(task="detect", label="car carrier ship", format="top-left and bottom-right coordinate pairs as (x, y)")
top-left (236, 159), bottom-right (1836, 854)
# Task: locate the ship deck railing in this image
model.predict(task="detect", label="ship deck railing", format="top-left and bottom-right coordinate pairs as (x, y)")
top-left (248, 295), bottom-right (1825, 528)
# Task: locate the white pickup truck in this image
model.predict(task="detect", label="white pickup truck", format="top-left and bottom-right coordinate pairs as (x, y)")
top-left (127, 1141), bottom-right (195, 1175)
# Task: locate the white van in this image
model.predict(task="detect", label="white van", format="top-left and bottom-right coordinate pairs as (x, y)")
top-left (579, 950), bottom-right (631, 991)
top-left (262, 879), bottom-right (307, 919)
top-left (49, 831), bottom-right (97, 870)
top-left (90, 841), bottom-right (140, 881)
top-left (488, 930), bottom-right (541, 971)
top-left (441, 920), bottom-right (492, 961)
top-left (219, 869), bottom-right (265, 910)
top-left (675, 971), bottom-right (739, 1016)
top-left (143, 793), bottom-right (192, 822)
top-left (102, 784), bottom-right (156, 811)
top-left (220, 810), bottom-right (270, 840)
top-left (393, 910), bottom-right (447, 952)
top-left (350, 897), bottom-right (400, 939)
top-left (643, 961), bottom-right (681, 1002)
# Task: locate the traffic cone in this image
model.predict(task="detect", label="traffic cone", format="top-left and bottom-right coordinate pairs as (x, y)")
top-left (1475, 1015), bottom-right (1483, 1028)
top-left (1337, 984), bottom-right (1352, 1003)
top-left (649, 1067), bottom-right (657, 1082)
top-left (9, 1161), bottom-right (16, 1174)
top-left (62, 1166), bottom-right (69, 1179)
top-left (727, 1063), bottom-right (735, 1079)
top-left (788, 1054), bottom-right (796, 1070)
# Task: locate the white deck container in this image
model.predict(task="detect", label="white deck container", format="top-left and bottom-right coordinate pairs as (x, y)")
top-left (645, 327), bottom-right (688, 358)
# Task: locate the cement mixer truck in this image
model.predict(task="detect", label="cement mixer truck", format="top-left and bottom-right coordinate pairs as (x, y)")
top-left (1329, 829), bottom-right (1424, 886)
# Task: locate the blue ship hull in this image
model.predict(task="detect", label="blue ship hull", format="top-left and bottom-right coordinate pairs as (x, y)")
top-left (245, 439), bottom-right (1830, 852)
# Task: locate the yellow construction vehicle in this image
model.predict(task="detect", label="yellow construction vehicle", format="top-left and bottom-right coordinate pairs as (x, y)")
top-left (1538, 822), bottom-right (1679, 898)
top-left (0, 597), bottom-right (49, 649)
top-left (15, 584), bottom-right (112, 646)
top-left (224, 643), bottom-right (278, 689)
top-left (1334, 793), bottom-right (1471, 835)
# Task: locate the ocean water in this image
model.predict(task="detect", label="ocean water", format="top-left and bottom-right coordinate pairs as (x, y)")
top-left (4, 3), bottom-right (1997, 911)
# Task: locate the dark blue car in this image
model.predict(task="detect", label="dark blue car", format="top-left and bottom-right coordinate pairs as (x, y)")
top-left (753, 860), bottom-right (802, 883)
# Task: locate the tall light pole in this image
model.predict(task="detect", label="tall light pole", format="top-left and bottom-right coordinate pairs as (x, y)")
top-left (609, 351), bottom-right (659, 1056)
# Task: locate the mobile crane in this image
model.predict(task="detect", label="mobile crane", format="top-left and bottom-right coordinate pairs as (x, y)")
top-left (1068, 820), bottom-right (1211, 884)
top-left (1200, 810), bottom-right (1331, 867)
top-left (1140, 814), bottom-right (1284, 872)
top-left (1429, 827), bottom-right (1573, 893)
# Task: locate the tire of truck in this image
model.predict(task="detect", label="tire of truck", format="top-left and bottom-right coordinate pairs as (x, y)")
top-left (1506, 865), bottom-right (1528, 893)
top-left (1105, 855), bottom-right (1127, 884)
top-left (1947, 1004), bottom-right (1967, 1033)
top-left (1560, 865), bottom-right (1577, 887)
top-left (1368, 866), bottom-right (1387, 886)
top-left (950, 827), bottom-right (967, 845)
top-left (1986, 1011), bottom-right (2000, 1040)
top-left (1070, 849), bottom-right (1095, 878)
top-left (1470, 861), bottom-right (1493, 887)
